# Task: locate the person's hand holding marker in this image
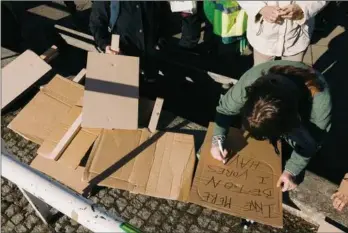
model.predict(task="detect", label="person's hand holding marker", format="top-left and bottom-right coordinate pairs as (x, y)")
top-left (211, 136), bottom-right (227, 164)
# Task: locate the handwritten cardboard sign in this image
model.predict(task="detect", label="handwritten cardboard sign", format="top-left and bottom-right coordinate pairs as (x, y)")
top-left (189, 123), bottom-right (283, 228)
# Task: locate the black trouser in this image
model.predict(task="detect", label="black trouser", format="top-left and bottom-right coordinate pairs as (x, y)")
top-left (179, 13), bottom-right (201, 49)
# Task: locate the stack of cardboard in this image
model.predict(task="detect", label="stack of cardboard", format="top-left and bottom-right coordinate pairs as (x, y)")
top-left (7, 51), bottom-right (197, 202)
top-left (6, 49), bottom-right (285, 227)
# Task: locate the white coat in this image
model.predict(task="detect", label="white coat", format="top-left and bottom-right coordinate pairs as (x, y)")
top-left (238, 1), bottom-right (327, 57)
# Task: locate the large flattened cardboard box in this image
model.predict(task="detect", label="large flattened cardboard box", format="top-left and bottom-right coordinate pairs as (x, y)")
top-left (8, 75), bottom-right (83, 144)
top-left (8, 73), bottom-right (160, 194)
top-left (84, 128), bottom-right (196, 202)
top-left (8, 75), bottom-right (93, 193)
top-left (189, 123), bottom-right (283, 228)
top-left (2, 50), bottom-right (51, 109)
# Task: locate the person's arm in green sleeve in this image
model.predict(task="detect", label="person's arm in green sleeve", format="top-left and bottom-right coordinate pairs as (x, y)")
top-left (213, 73), bottom-right (250, 144)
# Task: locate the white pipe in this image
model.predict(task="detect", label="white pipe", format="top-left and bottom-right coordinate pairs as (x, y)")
top-left (1, 153), bottom-right (126, 233)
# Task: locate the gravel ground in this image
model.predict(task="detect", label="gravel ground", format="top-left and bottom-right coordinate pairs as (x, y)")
top-left (1, 108), bottom-right (319, 233)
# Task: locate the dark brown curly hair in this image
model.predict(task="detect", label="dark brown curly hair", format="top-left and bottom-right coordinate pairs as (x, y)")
top-left (241, 65), bottom-right (323, 141)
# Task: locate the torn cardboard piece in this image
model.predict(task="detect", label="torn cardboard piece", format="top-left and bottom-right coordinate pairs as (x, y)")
top-left (37, 105), bottom-right (100, 167)
top-left (84, 129), bottom-right (196, 202)
top-left (82, 52), bottom-right (139, 130)
top-left (189, 123), bottom-right (283, 228)
top-left (2, 50), bottom-right (51, 109)
top-left (32, 97), bottom-right (158, 194)
top-left (8, 75), bottom-right (84, 144)
top-left (31, 156), bottom-right (89, 194)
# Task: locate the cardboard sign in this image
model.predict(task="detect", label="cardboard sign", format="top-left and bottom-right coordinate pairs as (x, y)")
top-left (84, 129), bottom-right (196, 202)
top-left (8, 75), bottom-right (84, 144)
top-left (82, 52), bottom-right (139, 130)
top-left (1, 50), bottom-right (51, 109)
top-left (190, 123), bottom-right (283, 228)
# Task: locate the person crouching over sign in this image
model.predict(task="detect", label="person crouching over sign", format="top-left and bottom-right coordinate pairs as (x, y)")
top-left (211, 60), bottom-right (331, 192)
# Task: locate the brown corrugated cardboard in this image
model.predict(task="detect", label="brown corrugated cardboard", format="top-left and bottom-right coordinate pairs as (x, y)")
top-left (2, 50), bottom-right (51, 109)
top-left (82, 52), bottom-right (139, 130)
top-left (189, 123), bottom-right (283, 228)
top-left (30, 156), bottom-right (89, 194)
top-left (8, 75), bottom-right (84, 144)
top-left (84, 128), bottom-right (196, 202)
top-left (37, 106), bottom-right (100, 167)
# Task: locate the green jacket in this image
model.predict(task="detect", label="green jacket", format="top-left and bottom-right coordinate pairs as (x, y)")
top-left (214, 60), bottom-right (332, 176)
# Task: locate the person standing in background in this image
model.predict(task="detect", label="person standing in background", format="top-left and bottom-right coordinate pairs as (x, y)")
top-left (238, 1), bottom-right (327, 66)
top-left (89, 1), bottom-right (170, 81)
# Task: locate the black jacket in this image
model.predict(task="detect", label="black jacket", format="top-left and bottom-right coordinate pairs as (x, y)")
top-left (90, 1), bottom-right (168, 55)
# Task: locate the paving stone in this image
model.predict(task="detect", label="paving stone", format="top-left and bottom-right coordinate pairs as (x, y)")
top-left (54, 223), bottom-right (63, 232)
top-left (143, 225), bottom-right (157, 233)
top-left (17, 196), bottom-right (28, 208)
top-left (97, 189), bottom-right (107, 198)
top-left (11, 213), bottom-right (24, 225)
top-left (208, 220), bottom-right (220, 232)
top-left (14, 224), bottom-right (28, 233)
top-left (31, 224), bottom-right (49, 233)
top-left (187, 204), bottom-right (202, 215)
top-left (176, 202), bottom-right (189, 211)
top-left (189, 225), bottom-right (202, 233)
top-left (145, 199), bottom-right (159, 211)
top-left (121, 206), bottom-right (138, 220)
top-left (137, 208), bottom-right (152, 221)
top-left (89, 196), bottom-right (99, 204)
top-left (173, 224), bottom-right (186, 233)
top-left (5, 204), bottom-right (20, 218)
top-left (122, 191), bottom-right (131, 199)
top-left (136, 195), bottom-right (149, 204)
top-left (220, 226), bottom-right (230, 233)
top-left (2, 185), bottom-right (11, 195)
top-left (131, 198), bottom-right (143, 209)
top-left (167, 209), bottom-right (181, 225)
top-left (1, 201), bottom-right (10, 214)
top-left (166, 200), bottom-right (177, 207)
top-left (129, 216), bottom-right (145, 229)
top-left (108, 189), bottom-right (121, 198)
top-left (148, 211), bottom-right (163, 226)
top-left (161, 222), bottom-right (173, 233)
top-left (158, 204), bottom-right (172, 215)
top-left (4, 193), bottom-right (16, 202)
top-left (202, 208), bottom-right (213, 216)
top-left (24, 215), bottom-right (39, 230)
top-left (2, 220), bottom-right (15, 233)
top-left (116, 198), bottom-right (128, 212)
top-left (179, 214), bottom-right (194, 225)
top-left (65, 225), bottom-right (76, 233)
top-left (198, 215), bottom-right (211, 228)
top-left (100, 195), bottom-right (115, 208)
top-left (2, 215), bottom-right (8, 225)
top-left (211, 211), bottom-right (222, 221)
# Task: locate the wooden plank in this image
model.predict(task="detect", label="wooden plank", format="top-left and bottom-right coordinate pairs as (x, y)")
top-left (1, 50), bottom-right (52, 109)
top-left (40, 45), bottom-right (59, 63)
top-left (46, 113), bottom-right (82, 160)
top-left (73, 68), bottom-right (87, 83)
top-left (111, 34), bottom-right (120, 52)
top-left (148, 98), bottom-right (164, 133)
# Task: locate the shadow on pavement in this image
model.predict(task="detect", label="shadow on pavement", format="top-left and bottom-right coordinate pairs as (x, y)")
top-left (309, 7), bottom-right (348, 184)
